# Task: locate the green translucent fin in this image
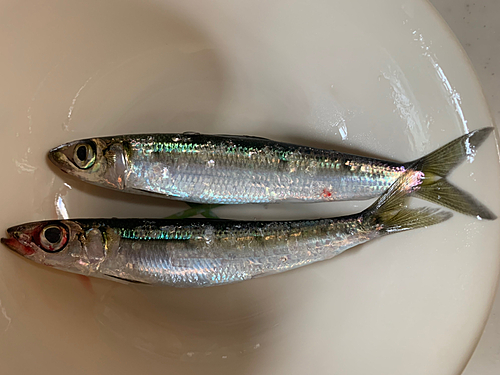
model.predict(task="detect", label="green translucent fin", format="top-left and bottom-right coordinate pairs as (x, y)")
top-left (408, 127), bottom-right (493, 176)
top-left (164, 203), bottom-right (222, 219)
top-left (366, 172), bottom-right (453, 234)
top-left (405, 127), bottom-right (495, 220)
top-left (413, 179), bottom-right (496, 220)
top-left (377, 207), bottom-right (453, 234)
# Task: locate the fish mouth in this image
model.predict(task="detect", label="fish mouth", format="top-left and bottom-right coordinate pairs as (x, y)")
top-left (48, 143), bottom-right (74, 172)
top-left (1, 225), bottom-right (38, 256)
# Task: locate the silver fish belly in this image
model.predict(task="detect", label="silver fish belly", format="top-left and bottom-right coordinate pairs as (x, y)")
top-left (123, 134), bottom-right (402, 203)
top-left (98, 218), bottom-right (375, 287)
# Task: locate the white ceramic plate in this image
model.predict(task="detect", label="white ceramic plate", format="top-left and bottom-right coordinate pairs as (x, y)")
top-left (1, 0), bottom-right (499, 374)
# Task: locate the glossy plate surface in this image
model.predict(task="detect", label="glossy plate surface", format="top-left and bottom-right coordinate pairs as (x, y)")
top-left (0, 0), bottom-right (499, 374)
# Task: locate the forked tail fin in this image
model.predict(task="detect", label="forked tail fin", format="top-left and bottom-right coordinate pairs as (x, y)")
top-left (405, 127), bottom-right (496, 220)
top-left (364, 171), bottom-right (452, 234)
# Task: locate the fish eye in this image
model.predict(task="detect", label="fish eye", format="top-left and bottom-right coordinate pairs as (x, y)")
top-left (73, 142), bottom-right (96, 169)
top-left (39, 224), bottom-right (68, 253)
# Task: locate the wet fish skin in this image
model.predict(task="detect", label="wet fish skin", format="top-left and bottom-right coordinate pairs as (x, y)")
top-left (49, 132), bottom-right (403, 203)
top-left (48, 128), bottom-right (495, 219)
top-left (124, 133), bottom-right (405, 203)
top-left (1, 173), bottom-right (452, 287)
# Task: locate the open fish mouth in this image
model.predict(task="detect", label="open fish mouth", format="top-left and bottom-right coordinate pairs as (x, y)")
top-left (1, 227), bottom-right (36, 256)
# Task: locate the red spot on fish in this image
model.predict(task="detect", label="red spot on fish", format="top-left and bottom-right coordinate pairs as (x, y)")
top-left (322, 188), bottom-right (332, 198)
top-left (77, 275), bottom-right (94, 294)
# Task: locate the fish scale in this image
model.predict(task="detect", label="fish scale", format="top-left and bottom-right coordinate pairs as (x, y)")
top-left (92, 216), bottom-right (377, 287)
top-left (123, 134), bottom-right (401, 204)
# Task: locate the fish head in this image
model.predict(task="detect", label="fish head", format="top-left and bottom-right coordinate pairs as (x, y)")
top-left (48, 138), bottom-right (127, 190)
top-left (2, 220), bottom-right (106, 276)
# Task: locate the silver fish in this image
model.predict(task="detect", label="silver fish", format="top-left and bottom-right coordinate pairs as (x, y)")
top-left (48, 128), bottom-right (495, 219)
top-left (2, 173), bottom-right (451, 287)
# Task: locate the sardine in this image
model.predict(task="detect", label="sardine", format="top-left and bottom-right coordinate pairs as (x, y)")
top-left (1, 172), bottom-right (452, 287)
top-left (48, 128), bottom-right (495, 219)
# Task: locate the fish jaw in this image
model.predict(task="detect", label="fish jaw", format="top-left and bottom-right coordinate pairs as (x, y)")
top-left (48, 143), bottom-right (76, 175)
top-left (1, 237), bottom-right (35, 256)
top-left (1, 224), bottom-right (41, 257)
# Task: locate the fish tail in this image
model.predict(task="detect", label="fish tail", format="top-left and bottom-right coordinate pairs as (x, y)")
top-left (405, 127), bottom-right (496, 220)
top-left (365, 171), bottom-right (453, 234)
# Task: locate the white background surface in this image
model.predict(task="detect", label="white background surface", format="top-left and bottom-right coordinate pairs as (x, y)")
top-left (429, 0), bottom-right (500, 374)
top-left (0, 1), bottom-right (498, 374)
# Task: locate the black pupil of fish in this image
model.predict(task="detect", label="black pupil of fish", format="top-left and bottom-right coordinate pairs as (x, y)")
top-left (45, 227), bottom-right (62, 244)
top-left (76, 145), bottom-right (88, 161)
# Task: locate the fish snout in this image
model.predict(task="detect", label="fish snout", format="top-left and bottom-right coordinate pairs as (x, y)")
top-left (48, 144), bottom-right (73, 172)
top-left (1, 224), bottom-right (39, 256)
